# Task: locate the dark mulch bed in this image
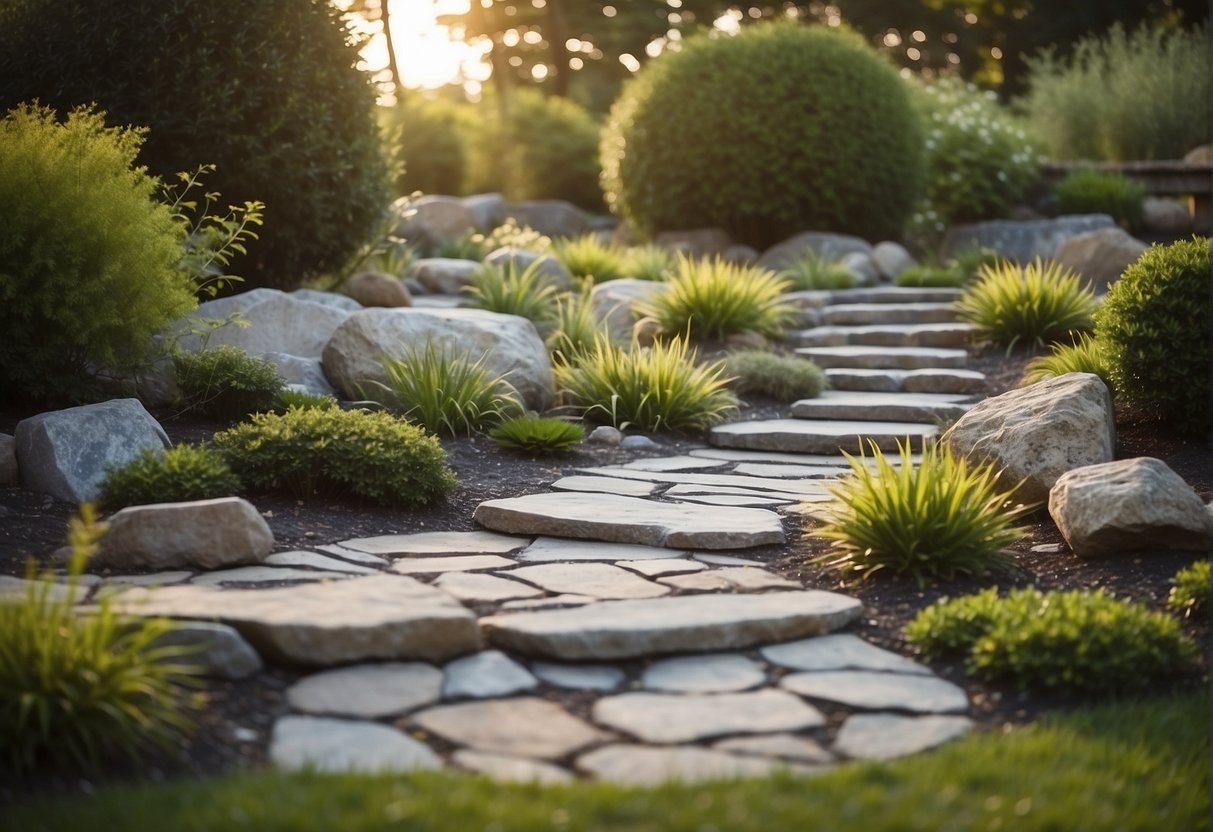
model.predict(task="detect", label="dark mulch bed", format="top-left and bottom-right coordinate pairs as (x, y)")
top-left (1, 341), bottom-right (1210, 800)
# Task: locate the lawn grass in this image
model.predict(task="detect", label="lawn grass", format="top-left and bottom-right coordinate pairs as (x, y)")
top-left (3, 693), bottom-right (1207, 831)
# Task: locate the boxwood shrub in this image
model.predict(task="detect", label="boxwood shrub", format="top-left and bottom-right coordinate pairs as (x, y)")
top-left (99, 444), bottom-right (241, 511)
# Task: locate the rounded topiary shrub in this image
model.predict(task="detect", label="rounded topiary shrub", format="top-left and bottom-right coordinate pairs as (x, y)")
top-left (0, 104), bottom-right (196, 403)
top-left (601, 23), bottom-right (924, 248)
top-left (0, 0), bottom-right (390, 291)
top-left (1094, 237), bottom-right (1210, 436)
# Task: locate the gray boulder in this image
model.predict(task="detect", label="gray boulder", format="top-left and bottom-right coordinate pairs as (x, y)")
top-left (322, 307), bottom-right (555, 410)
top-left (484, 247), bottom-right (573, 291)
top-left (173, 289), bottom-right (351, 359)
top-left (1054, 227), bottom-right (1147, 294)
top-left (758, 231), bottom-right (873, 272)
top-left (504, 200), bottom-right (590, 239)
top-left (15, 399), bottom-right (170, 502)
top-left (343, 272), bottom-right (412, 308)
top-left (290, 289), bottom-right (363, 313)
top-left (393, 195), bottom-right (477, 243)
top-left (259, 353), bottom-right (337, 398)
top-left (463, 193), bottom-right (507, 232)
top-left (0, 433), bottom-right (18, 487)
top-left (841, 252), bottom-right (880, 287)
top-left (1048, 457), bottom-right (1213, 557)
top-left (942, 373), bottom-right (1115, 504)
top-left (153, 621), bottom-right (264, 680)
top-left (941, 215), bottom-right (1115, 263)
top-left (654, 228), bottom-right (733, 257)
top-left (871, 241), bottom-right (916, 281)
top-left (1141, 198), bottom-right (1192, 234)
top-left (412, 258), bottom-right (481, 295)
top-left (590, 279), bottom-right (669, 339)
top-left (95, 497), bottom-right (273, 571)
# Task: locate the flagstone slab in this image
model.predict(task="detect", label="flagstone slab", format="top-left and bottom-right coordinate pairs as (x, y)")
top-left (442, 650), bottom-right (539, 699)
top-left (506, 563), bottom-right (670, 600)
top-left (641, 654), bottom-right (767, 693)
top-left (190, 566), bottom-right (355, 586)
top-left (434, 572), bottom-right (544, 603)
top-left (592, 690), bottom-right (824, 743)
top-left (688, 448), bottom-right (854, 466)
top-left (500, 594), bottom-right (596, 611)
top-left (821, 302), bottom-right (959, 326)
top-left (452, 750), bottom-right (574, 784)
top-left (576, 744), bottom-right (794, 785)
top-left (531, 662), bottom-right (627, 692)
top-left (711, 567), bottom-right (801, 591)
top-left (781, 670), bottom-right (969, 713)
top-left (286, 662), bottom-right (443, 718)
top-left (711, 419), bottom-right (937, 454)
top-left (101, 571), bottom-right (193, 587)
top-left (659, 572), bottom-right (733, 592)
top-left (790, 390), bottom-right (972, 423)
top-left (833, 714), bottom-right (973, 760)
top-left (693, 554), bottom-right (763, 567)
top-left (110, 575), bottom-right (480, 665)
top-left (314, 544), bottom-right (390, 567)
top-left (761, 634), bottom-right (931, 675)
top-left (549, 476), bottom-right (657, 497)
top-left (480, 591), bottom-right (862, 661)
top-left (797, 346), bottom-right (968, 370)
top-left (270, 716), bottom-right (441, 773)
top-left (824, 368), bottom-right (986, 395)
top-left (577, 466), bottom-right (834, 497)
top-left (731, 463), bottom-right (847, 479)
top-left (668, 494), bottom-right (795, 508)
top-left (473, 493), bottom-right (785, 550)
top-left (713, 734), bottom-right (834, 764)
top-left (517, 537), bottom-right (690, 563)
top-left (619, 456), bottom-right (729, 472)
top-left (812, 287), bottom-right (963, 305)
top-left (391, 555), bottom-right (516, 575)
top-left (410, 697), bottom-right (611, 760)
top-left (616, 559), bottom-right (709, 578)
top-left (663, 483), bottom-right (831, 503)
top-left (264, 551), bottom-right (381, 574)
top-left (340, 531), bottom-right (528, 556)
top-left (791, 322), bottom-right (979, 349)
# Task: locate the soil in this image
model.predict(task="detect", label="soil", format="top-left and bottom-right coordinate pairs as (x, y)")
top-left (1, 342), bottom-right (1210, 801)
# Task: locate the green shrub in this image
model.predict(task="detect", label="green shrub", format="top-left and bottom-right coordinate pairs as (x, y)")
top-left (602, 23), bottom-right (924, 248)
top-left (0, 104), bottom-right (196, 402)
top-left (637, 256), bottom-right (795, 341)
top-left (0, 508), bottom-right (202, 774)
top-left (173, 346), bottom-right (286, 422)
top-left (1169, 560), bottom-right (1210, 618)
top-left (779, 251), bottom-right (856, 291)
top-left (724, 351), bottom-right (827, 402)
top-left (0, 0), bottom-right (391, 290)
top-left (620, 244), bottom-right (676, 282)
top-left (896, 265), bottom-right (967, 288)
top-left (954, 259), bottom-right (1098, 351)
top-left (1094, 237), bottom-right (1211, 435)
top-left (909, 77), bottom-right (1042, 229)
top-left (553, 235), bottom-right (626, 284)
top-left (275, 389), bottom-right (340, 412)
top-left (489, 416), bottom-right (585, 455)
top-left (466, 89), bottom-right (602, 210)
top-left (1020, 335), bottom-right (1112, 388)
top-left (372, 341), bottom-right (522, 437)
top-left (1054, 169), bottom-right (1145, 228)
top-left (384, 95), bottom-right (471, 197)
top-left (555, 334), bottom-right (737, 432)
top-left (950, 245), bottom-right (1003, 282)
top-left (213, 406), bottom-right (457, 505)
top-left (98, 445), bottom-right (241, 510)
top-left (906, 586), bottom-right (1200, 692)
top-left (465, 260), bottom-right (559, 335)
top-left (816, 440), bottom-right (1027, 585)
top-left (1022, 24), bottom-right (1211, 162)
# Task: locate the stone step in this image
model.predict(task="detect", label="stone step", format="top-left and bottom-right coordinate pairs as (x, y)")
top-left (786, 287), bottom-right (964, 309)
top-left (710, 419), bottom-right (937, 454)
top-left (480, 591), bottom-right (863, 660)
top-left (797, 345), bottom-right (968, 370)
top-left (789, 322), bottom-right (979, 349)
top-left (820, 303), bottom-right (958, 326)
top-left (824, 368), bottom-right (986, 394)
top-left (790, 391), bottom-right (973, 423)
top-left (473, 492), bottom-right (785, 550)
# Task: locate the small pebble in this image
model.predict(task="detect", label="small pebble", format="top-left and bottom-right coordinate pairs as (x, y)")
top-left (588, 426), bottom-right (623, 446)
top-left (620, 435), bottom-right (659, 450)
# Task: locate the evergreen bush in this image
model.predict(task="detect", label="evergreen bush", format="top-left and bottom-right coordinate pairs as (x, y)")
top-left (173, 346), bottom-right (286, 422)
top-left (1054, 169), bottom-right (1145, 229)
top-left (99, 445), bottom-right (241, 511)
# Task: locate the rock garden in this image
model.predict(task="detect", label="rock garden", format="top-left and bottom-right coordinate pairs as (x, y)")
top-left (0, 5), bottom-right (1209, 830)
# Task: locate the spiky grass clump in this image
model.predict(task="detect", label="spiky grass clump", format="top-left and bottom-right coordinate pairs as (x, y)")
top-left (953, 259), bottom-right (1098, 351)
top-left (547, 284), bottom-right (606, 364)
top-left (172, 345), bottom-right (285, 421)
top-left (374, 340), bottom-right (522, 437)
top-left (98, 444), bottom-right (241, 510)
top-left (778, 251), bottom-right (856, 291)
top-left (906, 586), bottom-right (1200, 692)
top-left (1020, 335), bottom-right (1112, 388)
top-left (275, 389), bottom-right (340, 412)
top-left (816, 440), bottom-right (1028, 585)
top-left (0, 507), bottom-right (202, 774)
top-left (553, 235), bottom-right (626, 284)
top-left (1168, 560), bottom-right (1209, 619)
top-left (555, 333), bottom-right (737, 432)
top-left (637, 256), bottom-right (795, 340)
top-left (464, 260), bottom-right (558, 335)
top-left (489, 416), bottom-right (585, 455)
top-left (723, 350), bottom-right (827, 402)
top-left (621, 244), bottom-right (675, 281)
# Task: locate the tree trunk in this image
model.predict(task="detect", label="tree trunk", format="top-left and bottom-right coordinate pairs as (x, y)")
top-left (547, 0), bottom-right (570, 97)
top-left (382, 0), bottom-right (403, 95)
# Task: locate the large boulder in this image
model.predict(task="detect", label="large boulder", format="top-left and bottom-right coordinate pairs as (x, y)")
top-left (758, 231), bottom-right (873, 272)
top-left (1141, 198), bottom-right (1192, 235)
top-left (412, 258), bottom-right (481, 295)
top-left (463, 193), bottom-right (507, 232)
top-left (322, 307), bottom-right (555, 410)
top-left (15, 399), bottom-right (170, 503)
top-left (172, 289), bottom-right (351, 359)
top-left (590, 279), bottom-right (669, 339)
top-left (942, 374), bottom-right (1115, 505)
top-left (484, 248), bottom-right (573, 291)
top-left (1048, 457), bottom-right (1213, 557)
top-left (343, 272), bottom-right (412, 308)
top-left (654, 228), bottom-right (733, 257)
top-left (870, 241), bottom-right (916, 281)
top-left (1054, 227), bottom-right (1147, 294)
top-left (290, 289), bottom-right (363, 313)
top-left (95, 497), bottom-right (273, 571)
top-left (941, 215), bottom-right (1115, 263)
top-left (259, 353), bottom-right (337, 398)
top-left (503, 200), bottom-right (590, 239)
top-left (393, 194), bottom-right (477, 243)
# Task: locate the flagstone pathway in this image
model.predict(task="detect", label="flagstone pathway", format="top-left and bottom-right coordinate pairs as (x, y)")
top-left (87, 287), bottom-right (993, 784)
